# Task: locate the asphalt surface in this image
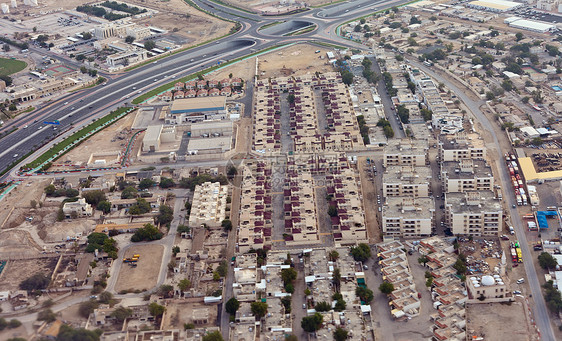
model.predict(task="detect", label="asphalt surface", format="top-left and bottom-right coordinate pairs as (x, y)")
top-left (0, 0), bottom-right (414, 180)
top-left (410, 60), bottom-right (555, 341)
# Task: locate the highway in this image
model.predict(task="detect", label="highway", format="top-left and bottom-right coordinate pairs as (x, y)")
top-left (410, 60), bottom-right (555, 341)
top-left (0, 0), bottom-right (413, 180)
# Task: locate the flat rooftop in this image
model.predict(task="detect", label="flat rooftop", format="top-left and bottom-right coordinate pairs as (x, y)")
top-left (441, 159), bottom-right (492, 179)
top-left (170, 96), bottom-right (226, 114)
top-left (384, 165), bottom-right (432, 184)
top-left (385, 139), bottom-right (428, 154)
top-left (446, 191), bottom-right (502, 213)
top-left (383, 197), bottom-right (435, 218)
top-left (187, 136), bottom-right (232, 151)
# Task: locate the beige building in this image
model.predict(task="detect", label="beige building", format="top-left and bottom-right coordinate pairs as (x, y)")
top-left (383, 139), bottom-right (428, 167)
top-left (141, 125), bottom-right (177, 153)
top-left (466, 275), bottom-right (509, 301)
top-left (383, 165), bottom-right (431, 198)
top-left (441, 159), bottom-right (494, 193)
top-left (188, 182), bottom-right (228, 227)
top-left (62, 198), bottom-right (93, 218)
top-left (284, 172), bottom-right (320, 245)
top-left (439, 134), bottom-right (486, 162)
top-left (445, 191), bottom-right (502, 236)
top-left (382, 197), bottom-right (435, 237)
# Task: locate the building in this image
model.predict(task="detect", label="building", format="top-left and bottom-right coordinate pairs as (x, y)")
top-left (168, 97), bottom-right (227, 124)
top-left (445, 191), bottom-right (502, 236)
top-left (383, 165), bottom-right (432, 198)
top-left (382, 197), bottom-right (435, 237)
top-left (441, 159), bottom-right (494, 193)
top-left (466, 275), bottom-right (509, 301)
top-left (106, 48), bottom-right (147, 67)
top-left (383, 139), bottom-right (428, 167)
top-left (62, 198), bottom-right (93, 218)
top-left (188, 182), bottom-right (228, 227)
top-left (439, 134), bottom-right (486, 162)
top-left (504, 16), bottom-right (557, 33)
top-left (467, 0), bottom-right (523, 12)
top-left (141, 125), bottom-right (177, 152)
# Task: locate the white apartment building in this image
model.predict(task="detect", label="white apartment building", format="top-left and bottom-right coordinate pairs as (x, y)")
top-left (445, 191), bottom-right (502, 236)
top-left (441, 159), bottom-right (494, 193)
top-left (382, 197), bottom-right (435, 237)
top-left (383, 165), bottom-right (431, 198)
top-left (439, 134), bottom-right (486, 162)
top-left (62, 198), bottom-right (93, 218)
top-left (188, 182), bottom-right (228, 227)
top-left (383, 139), bottom-right (429, 167)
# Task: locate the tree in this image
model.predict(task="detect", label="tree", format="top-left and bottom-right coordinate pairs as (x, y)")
top-left (86, 232), bottom-right (108, 253)
top-left (121, 186), bottom-right (138, 199)
top-left (155, 205), bottom-right (174, 225)
top-left (125, 35), bottom-right (135, 43)
top-left (81, 31), bottom-right (92, 40)
top-left (178, 278), bottom-right (191, 292)
top-left (129, 198), bottom-right (151, 215)
top-left (314, 301), bottom-right (331, 312)
top-left (0, 74), bottom-right (12, 86)
top-left (56, 324), bottom-right (102, 341)
top-left (144, 40), bottom-right (156, 50)
top-left (538, 252), bottom-right (558, 270)
top-left (250, 301), bottom-right (268, 319)
top-left (350, 243), bottom-right (371, 262)
top-left (515, 32), bottom-right (523, 41)
top-left (37, 309), bottom-right (56, 323)
top-left (202, 331), bottom-right (224, 341)
top-left (82, 190), bottom-right (107, 206)
top-left (177, 224), bottom-right (190, 234)
top-left (301, 312), bottom-right (323, 332)
top-left (131, 223), bottom-right (163, 242)
top-left (148, 302), bottom-right (166, 318)
top-left (139, 178), bottom-right (156, 189)
top-left (329, 250), bottom-right (339, 261)
top-left (110, 307), bottom-right (132, 322)
top-left (2, 44), bottom-right (9, 52)
top-left (334, 327), bottom-right (349, 341)
top-left (453, 257), bottom-right (467, 275)
top-left (281, 268), bottom-right (297, 285)
top-left (288, 93), bottom-right (295, 104)
top-left (158, 284), bottom-right (174, 298)
top-left (418, 255), bottom-right (429, 265)
top-left (20, 273), bottom-right (50, 291)
top-left (79, 300), bottom-right (99, 318)
top-left (97, 200), bottom-right (111, 214)
top-left (341, 71), bottom-right (354, 85)
top-left (98, 291), bottom-right (113, 304)
top-left (225, 297), bottom-right (240, 315)
top-left (356, 286), bottom-right (374, 303)
top-left (379, 281), bottom-right (395, 295)
top-left (159, 177), bottom-right (175, 188)
top-left (221, 219), bottom-right (233, 231)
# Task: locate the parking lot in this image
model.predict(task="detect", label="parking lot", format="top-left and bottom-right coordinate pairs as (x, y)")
top-left (22, 13), bottom-right (99, 38)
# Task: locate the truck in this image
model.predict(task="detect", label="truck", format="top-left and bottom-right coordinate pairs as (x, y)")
top-left (509, 167), bottom-right (515, 176)
top-left (509, 226), bottom-right (515, 235)
top-left (511, 248), bottom-right (517, 262)
top-left (516, 195), bottom-right (522, 206)
top-left (521, 194), bottom-right (528, 206)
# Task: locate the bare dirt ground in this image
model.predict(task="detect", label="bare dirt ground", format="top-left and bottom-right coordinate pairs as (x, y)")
top-left (0, 229), bottom-right (43, 257)
top-left (162, 301), bottom-right (218, 329)
top-left (51, 111), bottom-right (137, 169)
top-left (206, 43), bottom-right (333, 82)
top-left (0, 257), bottom-right (58, 291)
top-left (0, 178), bottom-right (49, 230)
top-left (357, 157), bottom-right (381, 243)
top-left (257, 44), bottom-right (333, 79)
top-left (467, 301), bottom-right (532, 341)
top-left (114, 244), bottom-right (163, 293)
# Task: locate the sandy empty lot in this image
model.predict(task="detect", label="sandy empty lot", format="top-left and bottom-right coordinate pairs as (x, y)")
top-left (0, 257), bottom-right (58, 291)
top-left (467, 301), bottom-right (533, 341)
top-left (115, 244), bottom-right (163, 293)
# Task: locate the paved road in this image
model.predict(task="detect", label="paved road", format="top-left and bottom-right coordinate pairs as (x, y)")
top-left (410, 60), bottom-right (555, 341)
top-left (0, 0), bottom-right (414, 180)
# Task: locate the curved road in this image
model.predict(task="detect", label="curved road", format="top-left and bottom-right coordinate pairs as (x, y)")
top-left (410, 60), bottom-right (555, 341)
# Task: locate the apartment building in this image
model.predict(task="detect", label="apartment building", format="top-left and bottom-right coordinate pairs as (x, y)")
top-left (383, 139), bottom-right (429, 167)
top-left (188, 182), bottom-right (228, 227)
top-left (238, 161), bottom-right (273, 252)
top-left (327, 167), bottom-right (368, 243)
top-left (284, 171), bottom-right (321, 245)
top-left (441, 159), bottom-right (494, 193)
top-left (445, 191), bottom-right (502, 236)
top-left (253, 85), bottom-right (281, 152)
top-left (382, 197), bottom-right (435, 237)
top-left (383, 165), bottom-right (432, 198)
top-left (62, 198), bottom-right (93, 218)
top-left (439, 134), bottom-right (486, 162)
